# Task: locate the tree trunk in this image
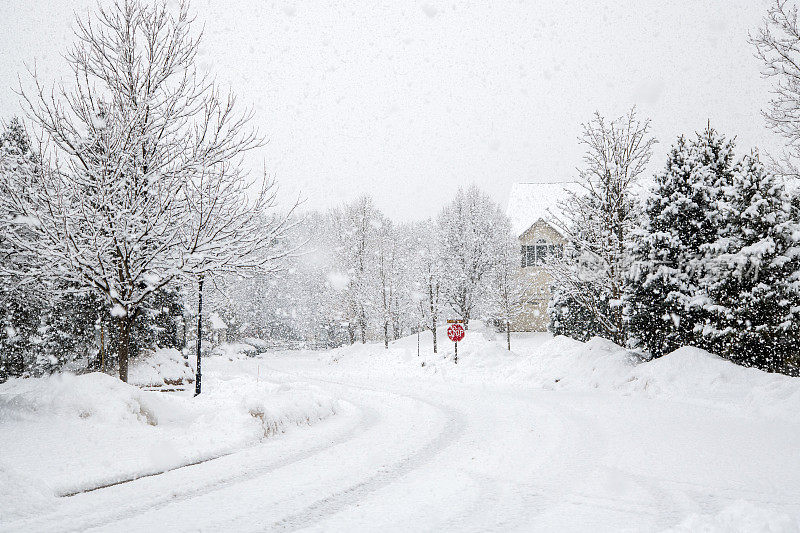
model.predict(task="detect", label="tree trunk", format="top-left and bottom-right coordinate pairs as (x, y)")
top-left (432, 321), bottom-right (437, 354)
top-left (195, 275), bottom-right (204, 396)
top-left (99, 324), bottom-right (105, 372)
top-left (117, 314), bottom-right (130, 382)
top-left (359, 307), bottom-right (367, 344)
top-left (384, 321), bottom-right (389, 349)
top-left (507, 320), bottom-right (511, 351)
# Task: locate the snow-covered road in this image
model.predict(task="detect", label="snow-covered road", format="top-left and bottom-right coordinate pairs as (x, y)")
top-left (6, 346), bottom-right (800, 533)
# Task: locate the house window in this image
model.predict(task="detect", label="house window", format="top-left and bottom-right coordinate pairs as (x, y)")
top-left (521, 240), bottom-right (563, 267)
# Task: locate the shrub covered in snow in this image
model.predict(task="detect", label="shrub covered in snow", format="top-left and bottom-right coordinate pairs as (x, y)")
top-left (128, 348), bottom-right (194, 388)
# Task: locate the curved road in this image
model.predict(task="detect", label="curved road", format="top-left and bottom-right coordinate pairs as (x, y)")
top-left (8, 354), bottom-right (800, 532)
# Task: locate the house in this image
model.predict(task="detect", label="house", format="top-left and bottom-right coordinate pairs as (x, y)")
top-left (505, 181), bottom-right (580, 331)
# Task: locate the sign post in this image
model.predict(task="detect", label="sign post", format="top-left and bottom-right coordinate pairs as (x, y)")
top-left (446, 319), bottom-right (465, 364)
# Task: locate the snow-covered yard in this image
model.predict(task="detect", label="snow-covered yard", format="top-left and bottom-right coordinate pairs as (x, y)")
top-left (0, 359), bottom-right (339, 524)
top-left (3, 325), bottom-right (799, 532)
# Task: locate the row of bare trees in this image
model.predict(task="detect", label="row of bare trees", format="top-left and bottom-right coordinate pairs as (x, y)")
top-left (217, 188), bottom-right (523, 354)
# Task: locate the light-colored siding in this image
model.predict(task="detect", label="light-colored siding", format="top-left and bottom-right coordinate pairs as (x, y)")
top-left (511, 219), bottom-right (566, 332)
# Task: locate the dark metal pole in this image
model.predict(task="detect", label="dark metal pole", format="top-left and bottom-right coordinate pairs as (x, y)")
top-left (195, 275), bottom-right (204, 396)
top-left (454, 341), bottom-right (458, 364)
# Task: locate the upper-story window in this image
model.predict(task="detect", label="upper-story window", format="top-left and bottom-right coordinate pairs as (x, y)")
top-left (521, 239), bottom-right (563, 267)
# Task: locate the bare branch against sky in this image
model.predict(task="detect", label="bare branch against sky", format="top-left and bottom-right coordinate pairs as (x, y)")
top-left (0, 0), bottom-right (782, 220)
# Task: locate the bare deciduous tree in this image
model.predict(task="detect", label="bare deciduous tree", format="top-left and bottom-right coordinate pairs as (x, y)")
top-left (437, 185), bottom-right (510, 330)
top-left (488, 233), bottom-right (528, 351)
top-left (546, 108), bottom-right (656, 344)
top-left (329, 196), bottom-right (380, 344)
top-left (751, 0), bottom-right (800, 177)
top-left (182, 169), bottom-right (297, 394)
top-left (2, 0), bottom-right (275, 381)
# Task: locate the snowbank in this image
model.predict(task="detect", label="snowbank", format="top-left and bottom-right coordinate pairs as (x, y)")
top-left (665, 501), bottom-right (800, 532)
top-left (0, 371), bottom-right (338, 521)
top-left (510, 337), bottom-right (800, 422)
top-left (324, 321), bottom-right (800, 422)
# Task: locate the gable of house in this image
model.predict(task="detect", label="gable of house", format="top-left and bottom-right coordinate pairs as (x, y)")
top-left (505, 181), bottom-right (579, 331)
top-left (506, 181), bottom-right (581, 239)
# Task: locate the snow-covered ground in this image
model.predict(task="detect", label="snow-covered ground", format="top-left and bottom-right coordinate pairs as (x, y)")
top-left (2, 324), bottom-right (800, 532)
top-left (0, 361), bottom-right (339, 525)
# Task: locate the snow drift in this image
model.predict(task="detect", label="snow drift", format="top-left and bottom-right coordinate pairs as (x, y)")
top-left (0, 370), bottom-right (339, 522)
top-left (325, 321), bottom-right (800, 422)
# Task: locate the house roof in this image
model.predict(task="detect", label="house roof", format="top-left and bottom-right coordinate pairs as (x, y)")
top-left (505, 181), bottom-right (581, 237)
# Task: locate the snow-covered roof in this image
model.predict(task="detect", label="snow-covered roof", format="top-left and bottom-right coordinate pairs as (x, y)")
top-left (208, 312), bottom-right (228, 330)
top-left (505, 181), bottom-right (581, 237)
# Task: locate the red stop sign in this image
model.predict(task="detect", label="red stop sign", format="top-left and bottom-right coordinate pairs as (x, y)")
top-left (447, 324), bottom-right (465, 342)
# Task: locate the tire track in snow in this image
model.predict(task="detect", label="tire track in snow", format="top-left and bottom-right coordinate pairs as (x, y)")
top-left (1, 401), bottom-right (376, 533)
top-left (271, 397), bottom-right (464, 532)
top-left (259, 368), bottom-right (468, 532)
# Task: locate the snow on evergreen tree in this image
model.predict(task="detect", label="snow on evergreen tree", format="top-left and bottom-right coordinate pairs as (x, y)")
top-left (700, 152), bottom-right (800, 373)
top-left (547, 284), bottom-right (609, 342)
top-left (626, 127), bottom-right (741, 358)
top-left (0, 118), bottom-right (40, 380)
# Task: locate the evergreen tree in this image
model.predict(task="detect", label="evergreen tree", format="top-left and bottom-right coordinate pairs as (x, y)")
top-left (625, 128), bottom-right (735, 358)
top-left (701, 153), bottom-right (800, 374)
top-left (548, 284), bottom-right (608, 342)
top-left (1, 118), bottom-right (43, 380)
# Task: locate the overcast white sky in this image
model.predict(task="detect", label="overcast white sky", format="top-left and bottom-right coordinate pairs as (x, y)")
top-left (0, 0), bottom-right (785, 221)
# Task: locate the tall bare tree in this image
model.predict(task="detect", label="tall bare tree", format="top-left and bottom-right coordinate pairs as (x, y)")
top-left (2, 0), bottom-right (269, 381)
top-left (409, 220), bottom-right (442, 353)
top-left (437, 185), bottom-right (510, 329)
top-left (546, 108), bottom-right (656, 344)
top-left (488, 233), bottom-right (528, 351)
top-left (329, 196), bottom-right (380, 344)
top-left (752, 0), bottom-right (800, 177)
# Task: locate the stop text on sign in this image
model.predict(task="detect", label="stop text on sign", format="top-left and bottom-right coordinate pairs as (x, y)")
top-left (447, 323), bottom-right (465, 342)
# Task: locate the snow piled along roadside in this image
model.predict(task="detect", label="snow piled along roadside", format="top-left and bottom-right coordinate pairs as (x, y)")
top-left (0, 371), bottom-right (338, 522)
top-left (325, 321), bottom-right (800, 423)
top-left (508, 335), bottom-right (800, 422)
